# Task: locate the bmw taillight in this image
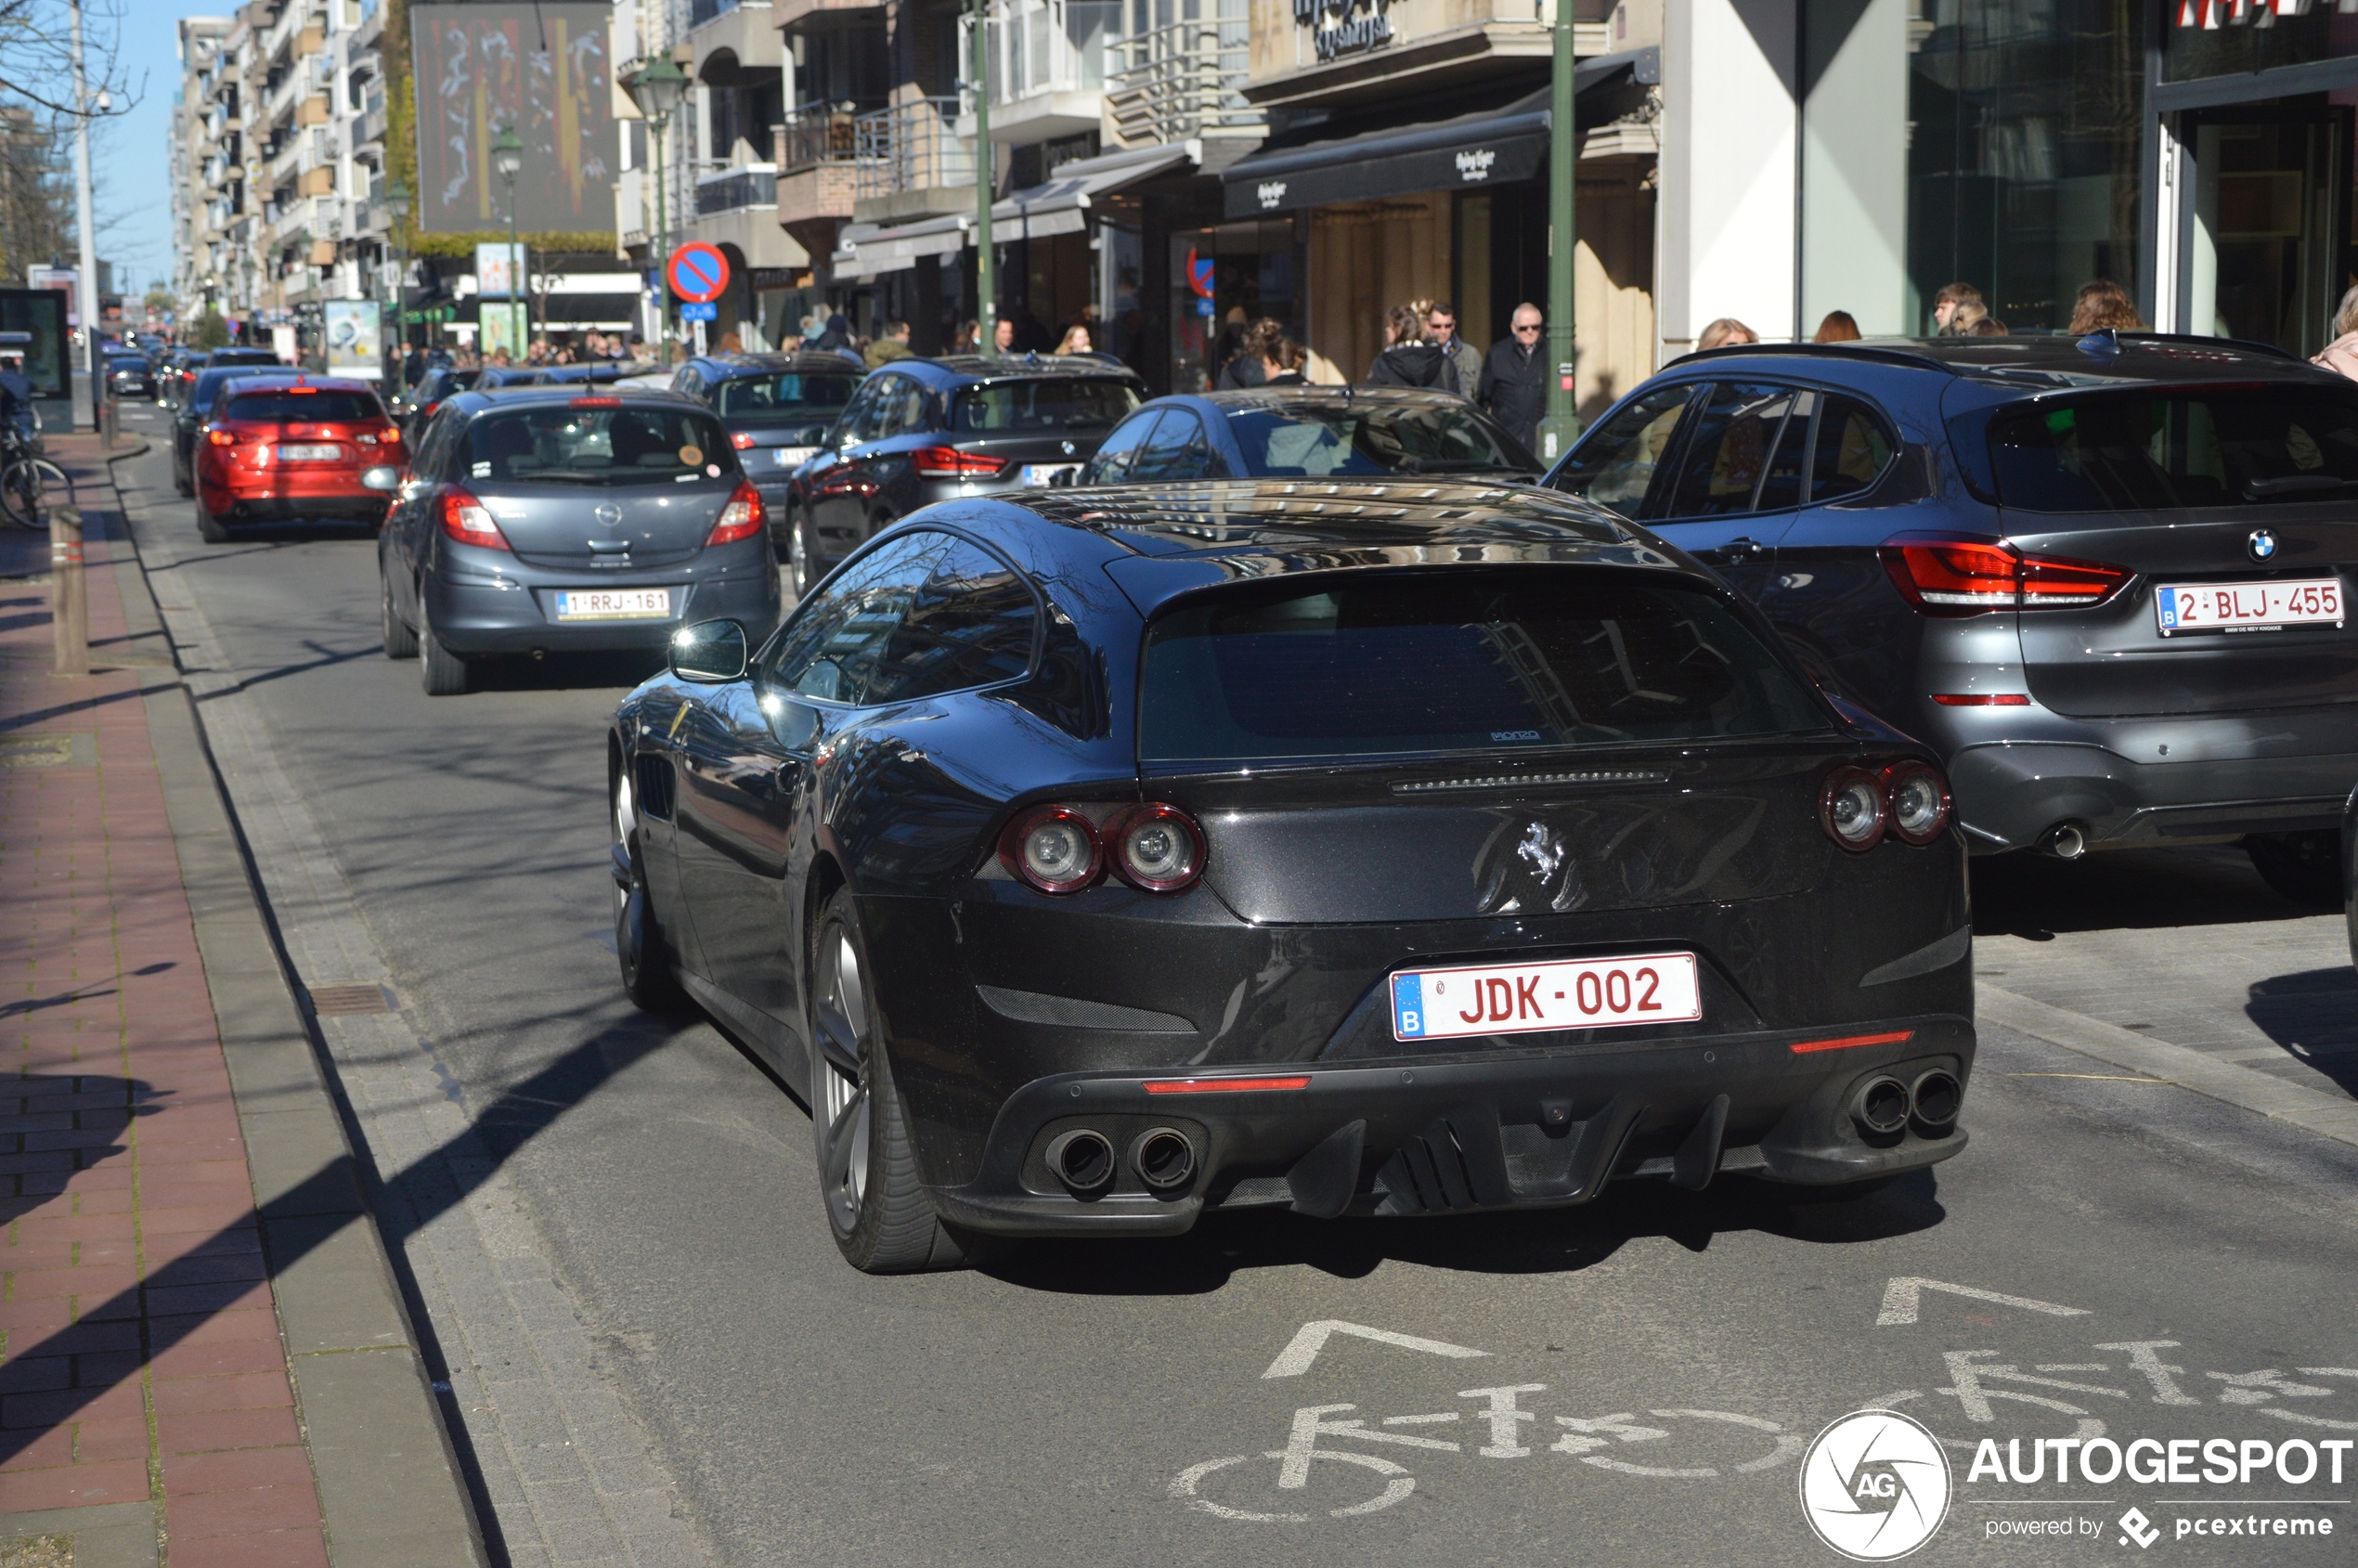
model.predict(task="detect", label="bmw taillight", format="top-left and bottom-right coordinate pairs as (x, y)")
top-left (706, 481), bottom-right (766, 546)
top-left (439, 486), bottom-right (510, 551)
top-left (912, 445), bottom-right (1010, 479)
top-left (1820, 760), bottom-right (1951, 852)
top-left (998, 803), bottom-right (1206, 895)
top-left (1879, 535), bottom-right (2129, 615)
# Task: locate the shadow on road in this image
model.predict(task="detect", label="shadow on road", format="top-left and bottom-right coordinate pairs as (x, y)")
top-left (982, 1169), bottom-right (1945, 1297)
top-left (2246, 968), bottom-right (2358, 1093)
top-left (1969, 844), bottom-right (2316, 940)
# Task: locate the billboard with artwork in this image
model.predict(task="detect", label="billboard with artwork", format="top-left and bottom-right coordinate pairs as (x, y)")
top-left (324, 299), bottom-right (383, 380)
top-left (410, 3), bottom-right (615, 235)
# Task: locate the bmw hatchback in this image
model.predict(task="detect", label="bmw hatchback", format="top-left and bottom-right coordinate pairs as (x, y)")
top-left (379, 387), bottom-right (781, 695)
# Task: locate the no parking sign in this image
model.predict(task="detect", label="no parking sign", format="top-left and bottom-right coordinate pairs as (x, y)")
top-left (667, 243), bottom-right (730, 305)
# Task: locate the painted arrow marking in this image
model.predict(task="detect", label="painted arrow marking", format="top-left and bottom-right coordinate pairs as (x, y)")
top-left (1262, 1321), bottom-right (1490, 1380)
top-left (1875, 1276), bottom-right (2091, 1328)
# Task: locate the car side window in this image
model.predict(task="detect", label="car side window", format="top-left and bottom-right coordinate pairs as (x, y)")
top-left (864, 535), bottom-right (1040, 702)
top-left (1753, 390), bottom-right (1818, 512)
top-left (759, 533), bottom-right (941, 706)
top-left (895, 380), bottom-right (934, 434)
top-left (677, 369), bottom-right (704, 400)
top-left (1084, 411), bottom-right (1164, 484)
top-left (1665, 382), bottom-right (1806, 519)
top-left (1808, 395), bottom-right (1897, 503)
top-left (1131, 410), bottom-right (1208, 481)
top-left (1551, 383), bottom-right (1698, 516)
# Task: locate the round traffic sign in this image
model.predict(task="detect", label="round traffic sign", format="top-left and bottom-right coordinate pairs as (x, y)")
top-left (667, 243), bottom-right (731, 305)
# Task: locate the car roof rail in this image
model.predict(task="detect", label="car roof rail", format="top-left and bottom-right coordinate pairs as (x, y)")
top-left (1667, 341), bottom-right (1952, 373)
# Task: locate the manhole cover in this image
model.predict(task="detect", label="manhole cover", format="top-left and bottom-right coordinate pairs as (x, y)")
top-left (308, 984), bottom-right (395, 1017)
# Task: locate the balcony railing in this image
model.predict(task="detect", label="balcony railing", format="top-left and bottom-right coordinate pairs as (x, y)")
top-left (696, 164), bottom-right (778, 216)
top-left (689, 0), bottom-right (741, 26)
top-left (1108, 5), bottom-right (1259, 146)
top-left (778, 106), bottom-right (869, 175)
top-left (959, 0), bottom-right (1120, 110)
top-left (851, 97), bottom-right (975, 201)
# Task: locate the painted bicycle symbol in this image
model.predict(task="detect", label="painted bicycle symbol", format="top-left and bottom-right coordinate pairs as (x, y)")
top-left (1172, 1388), bottom-right (1802, 1521)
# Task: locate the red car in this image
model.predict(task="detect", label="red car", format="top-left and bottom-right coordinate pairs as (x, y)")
top-left (194, 375), bottom-right (407, 541)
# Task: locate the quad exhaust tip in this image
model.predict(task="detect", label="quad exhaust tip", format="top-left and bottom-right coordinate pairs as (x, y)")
top-left (2040, 822), bottom-right (2088, 860)
top-left (1851, 1076), bottom-right (1911, 1138)
top-left (1044, 1129), bottom-right (1116, 1194)
top-left (1911, 1069), bottom-right (1963, 1133)
top-left (1129, 1127), bottom-right (1197, 1192)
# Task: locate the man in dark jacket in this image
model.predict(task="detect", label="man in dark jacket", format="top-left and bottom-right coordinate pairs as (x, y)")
top-left (1477, 302), bottom-right (1548, 455)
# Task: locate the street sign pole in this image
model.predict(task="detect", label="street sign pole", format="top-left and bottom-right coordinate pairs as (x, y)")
top-left (974, 0), bottom-right (994, 356)
top-left (1537, 0), bottom-right (1580, 462)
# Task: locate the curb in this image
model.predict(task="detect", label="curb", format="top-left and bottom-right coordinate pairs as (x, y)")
top-left (1979, 982), bottom-right (2358, 1149)
top-left (89, 460), bottom-right (492, 1565)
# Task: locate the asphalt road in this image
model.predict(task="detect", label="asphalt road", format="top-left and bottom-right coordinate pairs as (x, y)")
top-left (110, 404), bottom-right (2358, 1566)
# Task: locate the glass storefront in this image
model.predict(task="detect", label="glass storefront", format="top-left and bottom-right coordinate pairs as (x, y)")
top-left (1906, 0), bottom-right (2145, 334)
top-left (1166, 219), bottom-right (1298, 392)
top-left (2165, 4), bottom-right (2358, 81)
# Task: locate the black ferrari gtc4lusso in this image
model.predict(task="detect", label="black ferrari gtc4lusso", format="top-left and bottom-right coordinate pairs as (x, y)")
top-left (608, 478), bottom-right (1976, 1272)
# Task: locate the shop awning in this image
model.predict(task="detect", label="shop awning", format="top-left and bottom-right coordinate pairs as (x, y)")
top-left (836, 142), bottom-right (1199, 278)
top-left (1219, 49), bottom-right (1655, 220)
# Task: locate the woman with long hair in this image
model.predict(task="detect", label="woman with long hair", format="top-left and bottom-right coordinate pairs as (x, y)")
top-left (2067, 279), bottom-right (2143, 335)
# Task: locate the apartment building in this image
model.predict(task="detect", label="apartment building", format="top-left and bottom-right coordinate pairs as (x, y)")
top-left (173, 0), bottom-right (397, 365)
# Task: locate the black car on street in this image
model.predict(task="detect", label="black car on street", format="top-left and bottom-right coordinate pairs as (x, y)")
top-left (1545, 331), bottom-right (2358, 904)
top-left (608, 480), bottom-right (1975, 1272)
top-left (667, 352), bottom-right (863, 547)
top-left (776, 354), bottom-right (1141, 597)
top-left (1082, 386), bottom-right (1540, 484)
top-left (106, 352), bottom-right (155, 400)
top-left (402, 366), bottom-right (482, 445)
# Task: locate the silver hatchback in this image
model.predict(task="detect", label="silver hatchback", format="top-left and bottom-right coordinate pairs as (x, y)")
top-left (378, 388), bottom-right (781, 695)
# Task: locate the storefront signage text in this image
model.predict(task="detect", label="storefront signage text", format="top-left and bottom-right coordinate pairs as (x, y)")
top-left (1292, 0), bottom-right (1394, 62)
top-left (1457, 149), bottom-right (1497, 182)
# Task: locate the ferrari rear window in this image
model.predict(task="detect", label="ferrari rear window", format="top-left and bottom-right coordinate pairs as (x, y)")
top-left (1140, 570), bottom-right (1826, 765)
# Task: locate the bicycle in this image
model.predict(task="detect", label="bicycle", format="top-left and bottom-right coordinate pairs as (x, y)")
top-left (0, 416), bottom-right (72, 529)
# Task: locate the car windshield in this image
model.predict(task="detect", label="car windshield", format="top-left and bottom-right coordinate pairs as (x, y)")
top-left (222, 389), bottom-right (386, 422)
top-left (952, 378), bottom-right (1136, 433)
top-left (458, 405), bottom-right (737, 486)
top-left (718, 371), bottom-right (860, 419)
top-left (1225, 403), bottom-right (1534, 477)
top-left (190, 368), bottom-right (271, 411)
top-left (1140, 570), bottom-right (1826, 765)
top-left (1986, 386), bottom-right (2358, 511)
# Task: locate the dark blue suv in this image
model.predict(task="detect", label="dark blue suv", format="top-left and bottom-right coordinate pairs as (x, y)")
top-left (667, 352), bottom-right (866, 558)
top-left (1545, 332), bottom-right (2358, 904)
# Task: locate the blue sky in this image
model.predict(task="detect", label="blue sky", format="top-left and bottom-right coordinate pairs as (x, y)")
top-left (96, 1), bottom-right (220, 294)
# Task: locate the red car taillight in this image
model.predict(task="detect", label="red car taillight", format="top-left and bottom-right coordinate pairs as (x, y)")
top-left (912, 445), bottom-right (1010, 479)
top-left (706, 481), bottom-right (766, 546)
top-left (439, 486), bottom-right (510, 551)
top-left (994, 803), bottom-right (1211, 895)
top-left (1880, 535), bottom-right (2130, 615)
top-left (1820, 760), bottom-right (1951, 853)
top-left (730, 431), bottom-right (757, 450)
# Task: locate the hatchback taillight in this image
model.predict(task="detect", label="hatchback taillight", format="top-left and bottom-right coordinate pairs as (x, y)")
top-left (1820, 760), bottom-right (1951, 853)
top-left (1880, 535), bottom-right (2129, 615)
top-left (706, 481), bottom-right (766, 546)
top-left (730, 431), bottom-right (757, 450)
top-left (439, 486), bottom-right (510, 551)
top-left (999, 803), bottom-right (1206, 895)
top-left (912, 445), bottom-right (1010, 479)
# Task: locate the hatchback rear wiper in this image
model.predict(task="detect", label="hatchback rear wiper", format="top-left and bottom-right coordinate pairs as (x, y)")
top-left (2242, 473), bottom-right (2358, 499)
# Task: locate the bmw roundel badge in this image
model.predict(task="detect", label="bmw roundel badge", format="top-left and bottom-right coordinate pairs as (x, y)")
top-left (2248, 527), bottom-right (2278, 563)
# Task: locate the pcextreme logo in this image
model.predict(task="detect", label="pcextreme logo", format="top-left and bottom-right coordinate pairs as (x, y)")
top-left (1799, 1409), bottom-right (1954, 1561)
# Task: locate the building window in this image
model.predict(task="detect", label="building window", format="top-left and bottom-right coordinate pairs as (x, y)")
top-left (1907, 0), bottom-right (2144, 333)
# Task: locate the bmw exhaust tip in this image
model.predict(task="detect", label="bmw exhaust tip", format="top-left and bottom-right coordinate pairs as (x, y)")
top-left (1851, 1076), bottom-right (1911, 1138)
top-left (1044, 1129), bottom-right (1117, 1195)
top-left (1128, 1128), bottom-right (1198, 1193)
top-left (1910, 1069), bottom-right (1963, 1134)
top-left (2040, 823), bottom-right (2088, 861)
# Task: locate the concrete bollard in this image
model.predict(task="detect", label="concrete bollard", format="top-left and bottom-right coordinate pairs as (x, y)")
top-left (50, 504), bottom-right (85, 677)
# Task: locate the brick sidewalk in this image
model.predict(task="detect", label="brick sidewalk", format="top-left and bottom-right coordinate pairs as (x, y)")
top-left (0, 437), bottom-right (331, 1565)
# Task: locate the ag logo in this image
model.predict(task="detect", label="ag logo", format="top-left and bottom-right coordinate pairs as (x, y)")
top-left (1797, 1409), bottom-right (1951, 1561)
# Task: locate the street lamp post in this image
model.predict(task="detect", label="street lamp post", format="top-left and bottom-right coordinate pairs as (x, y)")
top-left (491, 124), bottom-right (524, 360)
top-left (972, 0), bottom-right (994, 356)
top-left (385, 179), bottom-right (412, 393)
top-left (626, 56), bottom-right (688, 360)
top-left (1538, 0), bottom-right (1579, 462)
